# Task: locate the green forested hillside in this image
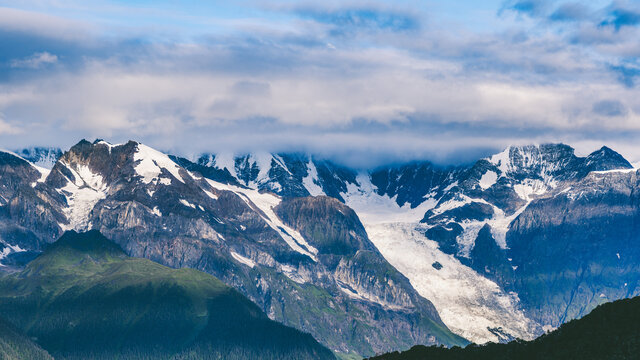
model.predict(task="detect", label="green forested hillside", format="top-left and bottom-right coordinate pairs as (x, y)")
top-left (0, 317), bottom-right (53, 360)
top-left (369, 296), bottom-right (640, 360)
top-left (0, 230), bottom-right (335, 360)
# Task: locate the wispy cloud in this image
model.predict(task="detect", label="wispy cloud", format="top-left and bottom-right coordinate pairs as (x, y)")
top-left (10, 51), bottom-right (58, 68)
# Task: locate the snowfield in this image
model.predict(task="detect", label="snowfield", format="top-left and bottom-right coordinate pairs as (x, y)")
top-left (365, 222), bottom-right (537, 343)
top-left (334, 173), bottom-right (539, 343)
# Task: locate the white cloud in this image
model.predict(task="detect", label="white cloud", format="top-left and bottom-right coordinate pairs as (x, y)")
top-left (10, 52), bottom-right (58, 69)
top-left (0, 114), bottom-right (22, 135)
top-left (0, 6), bottom-right (94, 41)
top-left (1, 2), bottom-right (640, 166)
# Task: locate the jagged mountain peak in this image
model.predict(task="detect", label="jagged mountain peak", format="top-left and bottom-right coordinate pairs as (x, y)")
top-left (486, 143), bottom-right (633, 178)
top-left (487, 143), bottom-right (578, 178)
top-left (583, 146), bottom-right (633, 172)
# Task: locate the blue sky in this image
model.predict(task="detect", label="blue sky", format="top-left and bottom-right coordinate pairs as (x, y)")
top-left (0, 0), bottom-right (639, 167)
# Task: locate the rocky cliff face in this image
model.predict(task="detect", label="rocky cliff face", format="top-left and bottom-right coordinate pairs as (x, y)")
top-left (0, 140), bottom-right (465, 357)
top-left (183, 143), bottom-right (638, 343)
top-left (505, 169), bottom-right (640, 328)
top-left (416, 144), bottom-right (638, 336)
top-left (5, 140), bottom-right (639, 348)
top-left (0, 151), bottom-right (65, 263)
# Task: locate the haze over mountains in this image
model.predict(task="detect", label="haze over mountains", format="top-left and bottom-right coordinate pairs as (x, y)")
top-left (1, 139), bottom-right (639, 358)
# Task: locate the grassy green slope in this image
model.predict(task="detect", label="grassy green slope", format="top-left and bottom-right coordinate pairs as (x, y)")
top-left (0, 230), bottom-right (335, 360)
top-left (369, 296), bottom-right (640, 360)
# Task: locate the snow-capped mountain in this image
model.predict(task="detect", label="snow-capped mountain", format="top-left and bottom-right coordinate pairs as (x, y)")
top-left (0, 140), bottom-right (465, 358)
top-left (2, 139), bottom-right (639, 351)
top-left (184, 144), bottom-right (639, 343)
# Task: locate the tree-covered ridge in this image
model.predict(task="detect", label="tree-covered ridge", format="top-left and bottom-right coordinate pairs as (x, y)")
top-left (369, 295), bottom-right (640, 360)
top-left (0, 317), bottom-right (53, 360)
top-left (0, 230), bottom-right (335, 360)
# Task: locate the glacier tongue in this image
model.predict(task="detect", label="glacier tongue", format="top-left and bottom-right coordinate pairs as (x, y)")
top-left (365, 222), bottom-right (537, 344)
top-left (335, 172), bottom-right (539, 343)
top-left (58, 162), bottom-right (108, 231)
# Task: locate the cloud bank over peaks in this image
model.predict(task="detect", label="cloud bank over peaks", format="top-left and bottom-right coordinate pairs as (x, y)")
top-left (0, 1), bottom-right (639, 166)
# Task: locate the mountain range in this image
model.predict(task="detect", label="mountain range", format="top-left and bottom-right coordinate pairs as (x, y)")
top-left (1, 139), bottom-right (639, 357)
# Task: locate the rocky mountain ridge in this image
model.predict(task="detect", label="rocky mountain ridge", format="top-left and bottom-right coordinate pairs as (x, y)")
top-left (2, 140), bottom-right (639, 349)
top-left (0, 140), bottom-right (465, 358)
top-left (179, 143), bottom-right (638, 343)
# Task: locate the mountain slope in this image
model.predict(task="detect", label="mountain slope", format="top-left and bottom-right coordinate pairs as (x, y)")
top-left (1, 140), bottom-right (465, 357)
top-left (7, 139), bottom-right (639, 350)
top-left (0, 230), bottom-right (335, 360)
top-left (183, 144), bottom-right (639, 344)
top-left (0, 317), bottom-right (53, 360)
top-left (368, 295), bottom-right (640, 360)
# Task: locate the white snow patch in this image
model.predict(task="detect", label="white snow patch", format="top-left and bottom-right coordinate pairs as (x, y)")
top-left (212, 152), bottom-right (237, 178)
top-left (134, 144), bottom-right (185, 184)
top-left (340, 173), bottom-right (437, 224)
top-left (96, 140), bottom-right (122, 152)
top-left (250, 152), bottom-right (275, 185)
top-left (365, 222), bottom-right (537, 344)
top-left (591, 168), bottom-right (637, 175)
top-left (442, 181), bottom-right (458, 192)
top-left (281, 264), bottom-right (308, 284)
top-left (542, 324), bottom-right (555, 333)
top-left (486, 202), bottom-right (532, 249)
top-left (202, 188), bottom-right (218, 200)
top-left (230, 251), bottom-right (256, 268)
top-left (513, 179), bottom-right (548, 201)
top-left (151, 207), bottom-right (162, 217)
top-left (429, 196), bottom-right (473, 217)
top-left (204, 179), bottom-right (318, 260)
top-left (489, 147), bottom-right (512, 176)
top-left (0, 244), bottom-right (26, 264)
top-left (302, 160), bottom-right (325, 196)
top-left (337, 279), bottom-right (408, 311)
top-left (478, 171), bottom-right (498, 190)
top-left (179, 199), bottom-right (196, 209)
top-left (31, 165), bottom-right (50, 187)
top-left (58, 163), bottom-right (108, 231)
